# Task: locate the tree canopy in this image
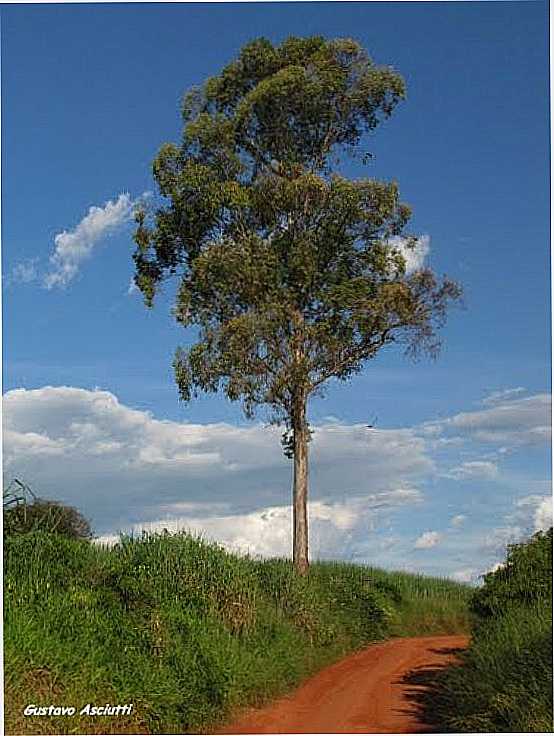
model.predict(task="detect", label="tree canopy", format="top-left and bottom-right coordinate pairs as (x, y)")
top-left (133, 36), bottom-right (462, 571)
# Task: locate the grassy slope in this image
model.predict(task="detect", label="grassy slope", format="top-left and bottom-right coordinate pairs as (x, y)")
top-left (425, 528), bottom-right (553, 733)
top-left (5, 531), bottom-right (471, 735)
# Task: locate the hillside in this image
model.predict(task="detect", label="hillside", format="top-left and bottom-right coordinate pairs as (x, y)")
top-left (5, 530), bottom-right (470, 734)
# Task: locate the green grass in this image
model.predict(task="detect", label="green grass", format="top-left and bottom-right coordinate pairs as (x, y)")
top-left (428, 601), bottom-right (552, 733)
top-left (423, 528), bottom-right (553, 733)
top-left (4, 530), bottom-right (471, 735)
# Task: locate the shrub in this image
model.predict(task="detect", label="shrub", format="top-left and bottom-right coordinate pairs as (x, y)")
top-left (471, 527), bottom-right (552, 618)
top-left (4, 498), bottom-right (92, 539)
top-left (3, 481), bottom-right (92, 540)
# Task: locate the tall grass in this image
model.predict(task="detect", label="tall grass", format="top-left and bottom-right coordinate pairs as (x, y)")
top-left (424, 528), bottom-right (553, 733)
top-left (4, 530), bottom-right (471, 735)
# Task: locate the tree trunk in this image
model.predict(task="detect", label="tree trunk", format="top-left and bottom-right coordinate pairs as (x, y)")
top-left (292, 393), bottom-right (309, 575)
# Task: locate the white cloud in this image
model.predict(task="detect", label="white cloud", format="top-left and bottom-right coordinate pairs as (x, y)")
top-left (44, 194), bottom-right (140, 289)
top-left (480, 525), bottom-right (525, 556)
top-left (450, 568), bottom-right (475, 583)
top-left (4, 385), bottom-right (549, 574)
top-left (473, 495), bottom-right (552, 575)
top-left (3, 428), bottom-right (66, 457)
top-left (3, 386), bottom-right (430, 538)
top-left (446, 460), bottom-right (499, 481)
top-left (9, 258), bottom-right (39, 285)
top-left (450, 514), bottom-right (467, 527)
top-left (423, 393), bottom-right (551, 448)
top-left (414, 530), bottom-right (441, 549)
top-left (96, 489), bottom-right (422, 560)
top-left (534, 496), bottom-right (552, 531)
top-left (482, 387), bottom-right (527, 406)
top-left (512, 494), bottom-right (552, 533)
top-left (388, 234), bottom-right (430, 275)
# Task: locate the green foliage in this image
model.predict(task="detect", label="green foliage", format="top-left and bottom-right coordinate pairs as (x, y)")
top-left (132, 34), bottom-right (463, 572)
top-left (5, 533), bottom-right (95, 605)
top-left (427, 528), bottom-right (553, 732)
top-left (471, 527), bottom-right (552, 618)
top-left (133, 35), bottom-right (461, 431)
top-left (5, 530), bottom-right (470, 734)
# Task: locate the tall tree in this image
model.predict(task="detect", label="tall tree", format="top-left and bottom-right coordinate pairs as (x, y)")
top-left (133, 36), bottom-right (462, 574)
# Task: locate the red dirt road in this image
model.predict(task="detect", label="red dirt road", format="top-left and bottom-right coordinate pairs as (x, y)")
top-left (220, 635), bottom-right (468, 734)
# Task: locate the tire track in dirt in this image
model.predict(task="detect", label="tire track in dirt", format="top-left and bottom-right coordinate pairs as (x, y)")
top-left (219, 634), bottom-right (468, 734)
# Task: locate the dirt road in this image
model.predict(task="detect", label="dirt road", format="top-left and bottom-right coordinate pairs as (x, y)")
top-left (220, 635), bottom-right (468, 734)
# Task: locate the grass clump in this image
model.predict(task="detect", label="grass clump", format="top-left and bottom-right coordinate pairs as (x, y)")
top-left (426, 527), bottom-right (553, 733)
top-left (5, 530), bottom-right (471, 734)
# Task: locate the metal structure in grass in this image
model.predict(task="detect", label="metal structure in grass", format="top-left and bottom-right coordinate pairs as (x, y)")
top-left (132, 36), bottom-right (462, 574)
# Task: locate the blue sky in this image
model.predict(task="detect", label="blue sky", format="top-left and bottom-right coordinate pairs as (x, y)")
top-left (2, 1), bottom-right (551, 581)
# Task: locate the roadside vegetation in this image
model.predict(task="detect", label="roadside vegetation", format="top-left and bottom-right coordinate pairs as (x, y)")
top-left (425, 527), bottom-right (553, 733)
top-left (5, 524), bottom-right (471, 735)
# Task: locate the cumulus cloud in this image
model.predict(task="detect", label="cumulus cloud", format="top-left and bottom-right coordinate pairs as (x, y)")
top-left (44, 194), bottom-right (142, 289)
top-left (450, 514), bottom-right (467, 527)
top-left (96, 489), bottom-right (423, 560)
top-left (4, 385), bottom-right (549, 572)
top-left (414, 530), bottom-right (441, 549)
top-left (534, 496), bottom-right (552, 531)
top-left (423, 393), bottom-right (551, 448)
top-left (446, 460), bottom-right (499, 481)
top-left (3, 386), bottom-right (431, 537)
top-left (510, 494), bottom-right (552, 533)
top-left (474, 495), bottom-right (552, 575)
top-left (388, 234), bottom-right (430, 275)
